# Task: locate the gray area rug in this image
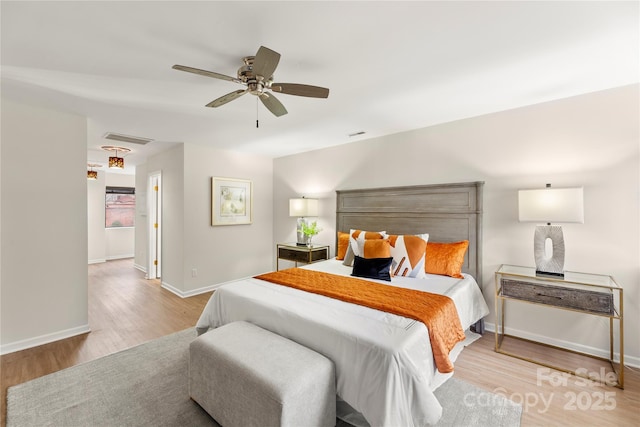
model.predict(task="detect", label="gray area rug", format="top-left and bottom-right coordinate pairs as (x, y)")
top-left (7, 328), bottom-right (522, 427)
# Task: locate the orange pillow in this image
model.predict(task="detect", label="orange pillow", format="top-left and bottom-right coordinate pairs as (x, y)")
top-left (359, 239), bottom-right (391, 258)
top-left (336, 231), bottom-right (350, 260)
top-left (351, 230), bottom-right (386, 240)
top-left (343, 229), bottom-right (387, 266)
top-left (425, 240), bottom-right (469, 279)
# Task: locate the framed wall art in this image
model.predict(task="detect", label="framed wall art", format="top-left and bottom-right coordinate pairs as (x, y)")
top-left (211, 177), bottom-right (253, 226)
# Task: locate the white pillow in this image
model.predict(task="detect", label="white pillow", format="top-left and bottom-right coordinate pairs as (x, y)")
top-left (388, 233), bottom-right (429, 279)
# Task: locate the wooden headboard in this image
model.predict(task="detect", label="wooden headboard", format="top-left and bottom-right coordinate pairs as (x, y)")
top-left (336, 181), bottom-right (484, 280)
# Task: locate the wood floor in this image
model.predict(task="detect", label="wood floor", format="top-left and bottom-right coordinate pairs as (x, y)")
top-left (455, 335), bottom-right (639, 426)
top-left (1, 258), bottom-right (638, 426)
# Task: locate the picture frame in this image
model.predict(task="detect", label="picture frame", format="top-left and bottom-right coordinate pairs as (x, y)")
top-left (211, 177), bottom-right (253, 226)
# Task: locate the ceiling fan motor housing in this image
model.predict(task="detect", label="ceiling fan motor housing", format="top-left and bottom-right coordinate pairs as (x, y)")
top-left (238, 57), bottom-right (274, 86)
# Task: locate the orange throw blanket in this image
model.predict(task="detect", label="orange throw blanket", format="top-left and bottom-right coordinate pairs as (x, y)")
top-left (255, 268), bottom-right (465, 373)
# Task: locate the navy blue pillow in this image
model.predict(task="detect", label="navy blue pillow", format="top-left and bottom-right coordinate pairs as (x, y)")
top-left (351, 255), bottom-right (393, 282)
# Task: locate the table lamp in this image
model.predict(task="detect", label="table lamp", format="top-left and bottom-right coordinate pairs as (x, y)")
top-left (289, 197), bottom-right (318, 246)
top-left (518, 184), bottom-right (584, 277)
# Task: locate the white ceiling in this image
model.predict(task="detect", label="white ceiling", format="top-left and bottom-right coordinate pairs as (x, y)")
top-left (1, 1), bottom-right (638, 173)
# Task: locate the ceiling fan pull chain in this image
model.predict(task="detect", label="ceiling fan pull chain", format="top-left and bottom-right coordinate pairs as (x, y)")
top-left (256, 97), bottom-right (259, 128)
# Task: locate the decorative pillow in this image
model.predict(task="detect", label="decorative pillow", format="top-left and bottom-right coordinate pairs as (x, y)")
top-left (388, 234), bottom-right (429, 278)
top-left (358, 239), bottom-right (391, 258)
top-left (425, 240), bottom-right (469, 279)
top-left (351, 255), bottom-right (393, 282)
top-left (336, 231), bottom-right (350, 260)
top-left (342, 229), bottom-right (387, 266)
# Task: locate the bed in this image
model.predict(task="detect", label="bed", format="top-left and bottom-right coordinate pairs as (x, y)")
top-left (196, 181), bottom-right (489, 427)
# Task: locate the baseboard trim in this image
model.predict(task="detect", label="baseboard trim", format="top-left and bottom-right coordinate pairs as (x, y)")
top-left (88, 258), bottom-right (106, 265)
top-left (160, 281), bottom-right (223, 298)
top-left (106, 254), bottom-right (134, 261)
top-left (160, 277), bottom-right (254, 299)
top-left (484, 322), bottom-right (639, 368)
top-left (1, 324), bottom-right (91, 355)
top-left (133, 263), bottom-right (147, 274)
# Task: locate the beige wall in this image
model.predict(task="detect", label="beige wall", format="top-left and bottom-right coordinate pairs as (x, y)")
top-left (273, 84), bottom-right (640, 365)
top-left (137, 142), bottom-right (274, 296)
top-left (144, 144), bottom-right (185, 293)
top-left (1, 98), bottom-right (89, 353)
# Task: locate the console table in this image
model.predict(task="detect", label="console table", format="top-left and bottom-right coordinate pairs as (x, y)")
top-left (495, 264), bottom-right (624, 388)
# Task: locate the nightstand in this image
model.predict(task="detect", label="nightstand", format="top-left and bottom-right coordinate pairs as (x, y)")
top-left (276, 243), bottom-right (330, 271)
top-left (495, 264), bottom-right (624, 388)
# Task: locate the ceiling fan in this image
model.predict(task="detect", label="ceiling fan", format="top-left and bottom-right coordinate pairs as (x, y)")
top-left (173, 46), bottom-right (329, 118)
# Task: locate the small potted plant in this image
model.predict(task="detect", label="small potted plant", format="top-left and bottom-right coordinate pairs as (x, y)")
top-left (299, 220), bottom-right (322, 247)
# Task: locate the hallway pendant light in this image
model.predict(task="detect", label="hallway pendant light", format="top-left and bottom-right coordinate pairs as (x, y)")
top-left (101, 145), bottom-right (131, 170)
top-left (87, 163), bottom-right (102, 180)
top-left (108, 154), bottom-right (124, 169)
top-left (109, 149), bottom-right (125, 169)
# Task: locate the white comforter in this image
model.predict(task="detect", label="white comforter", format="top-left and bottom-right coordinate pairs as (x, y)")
top-left (196, 259), bottom-right (489, 427)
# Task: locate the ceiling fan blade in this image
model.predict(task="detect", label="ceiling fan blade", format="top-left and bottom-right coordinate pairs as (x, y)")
top-left (172, 64), bottom-right (240, 83)
top-left (253, 46), bottom-right (280, 80)
top-left (206, 89), bottom-right (248, 108)
top-left (270, 83), bottom-right (329, 98)
top-left (259, 93), bottom-right (288, 117)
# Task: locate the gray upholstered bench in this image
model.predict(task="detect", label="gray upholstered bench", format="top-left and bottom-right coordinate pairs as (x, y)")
top-left (189, 321), bottom-right (336, 427)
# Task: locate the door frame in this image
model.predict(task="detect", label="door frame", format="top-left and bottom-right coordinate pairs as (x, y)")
top-left (147, 171), bottom-right (162, 279)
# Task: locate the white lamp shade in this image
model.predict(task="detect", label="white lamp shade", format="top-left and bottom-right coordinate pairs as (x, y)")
top-left (289, 198), bottom-right (318, 217)
top-left (518, 187), bottom-right (584, 223)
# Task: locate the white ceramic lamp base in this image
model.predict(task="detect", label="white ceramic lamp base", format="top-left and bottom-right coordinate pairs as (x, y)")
top-left (534, 225), bottom-right (565, 277)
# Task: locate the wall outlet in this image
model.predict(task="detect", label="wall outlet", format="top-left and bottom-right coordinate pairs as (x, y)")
top-left (191, 268), bottom-right (197, 277)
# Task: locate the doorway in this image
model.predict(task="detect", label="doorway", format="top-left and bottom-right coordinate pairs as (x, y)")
top-left (147, 172), bottom-right (162, 280)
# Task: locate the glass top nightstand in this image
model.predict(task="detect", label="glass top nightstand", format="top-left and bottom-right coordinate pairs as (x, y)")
top-left (276, 243), bottom-right (330, 271)
top-left (496, 264), bottom-right (620, 290)
top-left (495, 264), bottom-right (623, 388)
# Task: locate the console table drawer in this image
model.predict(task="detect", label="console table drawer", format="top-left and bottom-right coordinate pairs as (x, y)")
top-left (501, 279), bottom-right (614, 315)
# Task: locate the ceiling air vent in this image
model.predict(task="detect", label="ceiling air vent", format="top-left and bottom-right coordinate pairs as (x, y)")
top-left (104, 132), bottom-right (154, 145)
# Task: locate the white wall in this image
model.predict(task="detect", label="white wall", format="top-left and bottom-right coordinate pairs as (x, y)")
top-left (87, 170), bottom-right (106, 263)
top-left (134, 162), bottom-right (148, 273)
top-left (273, 84), bottom-right (640, 365)
top-left (88, 173), bottom-right (135, 263)
top-left (1, 98), bottom-right (89, 353)
top-left (137, 142), bottom-right (274, 296)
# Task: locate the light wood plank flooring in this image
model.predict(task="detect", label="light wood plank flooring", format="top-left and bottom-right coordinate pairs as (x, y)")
top-left (455, 335), bottom-right (639, 426)
top-left (1, 259), bottom-right (638, 426)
